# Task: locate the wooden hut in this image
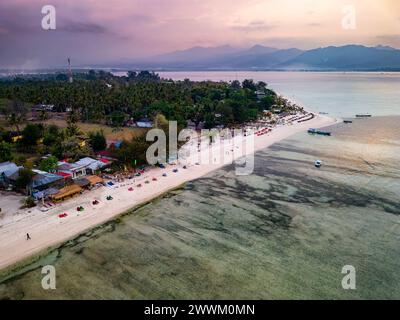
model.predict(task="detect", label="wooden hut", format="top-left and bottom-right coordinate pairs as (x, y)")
top-left (51, 184), bottom-right (82, 202)
top-left (85, 175), bottom-right (104, 186)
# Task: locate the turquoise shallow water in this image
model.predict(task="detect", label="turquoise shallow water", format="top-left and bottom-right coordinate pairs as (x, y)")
top-left (0, 116), bottom-right (399, 299)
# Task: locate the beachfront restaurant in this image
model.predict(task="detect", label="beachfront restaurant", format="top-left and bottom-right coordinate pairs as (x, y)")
top-left (74, 175), bottom-right (104, 189)
top-left (51, 184), bottom-right (82, 202)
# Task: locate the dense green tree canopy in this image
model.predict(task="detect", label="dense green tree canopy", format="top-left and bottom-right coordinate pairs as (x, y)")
top-left (39, 156), bottom-right (58, 172)
top-left (0, 71), bottom-right (282, 128)
top-left (20, 124), bottom-right (44, 148)
top-left (0, 71), bottom-right (302, 170)
top-left (0, 141), bottom-right (12, 162)
top-left (89, 131), bottom-right (107, 152)
top-left (113, 136), bottom-right (151, 167)
top-left (15, 168), bottom-right (35, 190)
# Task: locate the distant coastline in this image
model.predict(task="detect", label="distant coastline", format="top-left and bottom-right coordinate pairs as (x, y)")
top-left (2, 69), bottom-right (400, 79)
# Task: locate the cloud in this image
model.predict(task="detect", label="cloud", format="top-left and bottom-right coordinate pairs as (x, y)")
top-left (374, 34), bottom-right (400, 47)
top-left (128, 14), bottom-right (155, 24)
top-left (231, 21), bottom-right (276, 33)
top-left (0, 0), bottom-right (399, 68)
top-left (307, 23), bottom-right (322, 27)
top-left (61, 22), bottom-right (108, 34)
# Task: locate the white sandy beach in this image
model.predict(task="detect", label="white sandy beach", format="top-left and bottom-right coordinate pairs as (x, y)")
top-left (0, 113), bottom-right (338, 272)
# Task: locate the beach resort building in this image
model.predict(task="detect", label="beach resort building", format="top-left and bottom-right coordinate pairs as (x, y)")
top-left (0, 163), bottom-right (66, 198)
top-left (29, 169), bottom-right (65, 199)
top-left (1, 156), bottom-right (109, 202)
top-left (136, 118), bottom-right (153, 128)
top-left (0, 161), bottom-right (22, 188)
top-left (56, 157), bottom-right (108, 179)
top-left (74, 175), bottom-right (104, 189)
top-left (31, 104), bottom-right (55, 112)
top-left (255, 90), bottom-right (266, 100)
top-left (56, 162), bottom-right (87, 180)
top-left (50, 184), bottom-right (82, 202)
top-left (30, 170), bottom-right (65, 191)
top-left (106, 140), bottom-right (123, 149)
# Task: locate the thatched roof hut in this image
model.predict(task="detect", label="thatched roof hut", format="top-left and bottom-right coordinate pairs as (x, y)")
top-left (51, 184), bottom-right (82, 201)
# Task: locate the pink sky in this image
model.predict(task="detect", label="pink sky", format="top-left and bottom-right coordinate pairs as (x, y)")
top-left (0, 0), bottom-right (399, 68)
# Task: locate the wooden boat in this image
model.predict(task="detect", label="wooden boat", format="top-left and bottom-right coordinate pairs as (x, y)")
top-left (308, 128), bottom-right (331, 136)
top-left (355, 114), bottom-right (372, 118)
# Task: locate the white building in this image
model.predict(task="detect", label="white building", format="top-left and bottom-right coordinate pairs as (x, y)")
top-left (57, 157), bottom-right (107, 179)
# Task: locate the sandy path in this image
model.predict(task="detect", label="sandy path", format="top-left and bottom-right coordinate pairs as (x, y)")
top-left (0, 114), bottom-right (338, 272)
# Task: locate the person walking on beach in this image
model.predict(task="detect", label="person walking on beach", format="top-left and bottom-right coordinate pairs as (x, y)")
top-left (26, 233), bottom-right (31, 240)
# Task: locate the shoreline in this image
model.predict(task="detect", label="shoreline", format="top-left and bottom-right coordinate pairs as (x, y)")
top-left (0, 113), bottom-right (339, 275)
top-left (0, 184), bottom-right (186, 281)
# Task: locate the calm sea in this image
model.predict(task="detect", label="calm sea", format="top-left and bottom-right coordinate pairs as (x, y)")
top-left (0, 72), bottom-right (399, 299)
top-left (158, 71), bottom-right (400, 118)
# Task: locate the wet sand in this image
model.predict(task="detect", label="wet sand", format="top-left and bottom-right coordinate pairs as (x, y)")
top-left (0, 114), bottom-right (337, 273)
top-left (1, 117), bottom-right (399, 299)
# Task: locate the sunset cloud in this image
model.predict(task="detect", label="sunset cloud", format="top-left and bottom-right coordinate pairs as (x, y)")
top-left (0, 0), bottom-right (399, 68)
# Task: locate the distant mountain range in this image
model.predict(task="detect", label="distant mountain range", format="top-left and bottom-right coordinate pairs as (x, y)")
top-left (114, 44), bottom-right (400, 71)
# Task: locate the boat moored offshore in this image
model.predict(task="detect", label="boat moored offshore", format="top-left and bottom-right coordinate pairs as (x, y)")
top-left (308, 128), bottom-right (332, 136)
top-left (355, 114), bottom-right (372, 118)
top-left (315, 160), bottom-right (323, 168)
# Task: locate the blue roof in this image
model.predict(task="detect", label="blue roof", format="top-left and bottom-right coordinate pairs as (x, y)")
top-left (0, 162), bottom-right (20, 178)
top-left (114, 140), bottom-right (123, 148)
top-left (74, 157), bottom-right (106, 170)
top-left (32, 187), bottom-right (59, 200)
top-left (0, 161), bottom-right (18, 173)
top-left (31, 172), bottom-right (63, 188)
top-left (136, 119), bottom-right (153, 128)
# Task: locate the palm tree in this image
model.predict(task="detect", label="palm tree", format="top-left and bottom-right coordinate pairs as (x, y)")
top-left (7, 113), bottom-right (24, 133)
top-left (66, 110), bottom-right (81, 136)
top-left (39, 110), bottom-right (49, 122)
top-left (4, 100), bottom-right (27, 133)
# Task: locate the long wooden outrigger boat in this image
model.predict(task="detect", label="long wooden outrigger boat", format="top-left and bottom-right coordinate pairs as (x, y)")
top-left (308, 128), bottom-right (332, 136)
top-left (355, 114), bottom-right (372, 118)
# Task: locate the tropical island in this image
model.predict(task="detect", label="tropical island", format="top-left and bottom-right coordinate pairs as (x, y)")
top-left (0, 71), bottom-right (334, 274)
top-left (0, 70), bottom-right (301, 195)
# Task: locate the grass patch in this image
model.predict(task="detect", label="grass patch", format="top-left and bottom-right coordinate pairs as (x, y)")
top-left (34, 119), bottom-right (147, 140)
